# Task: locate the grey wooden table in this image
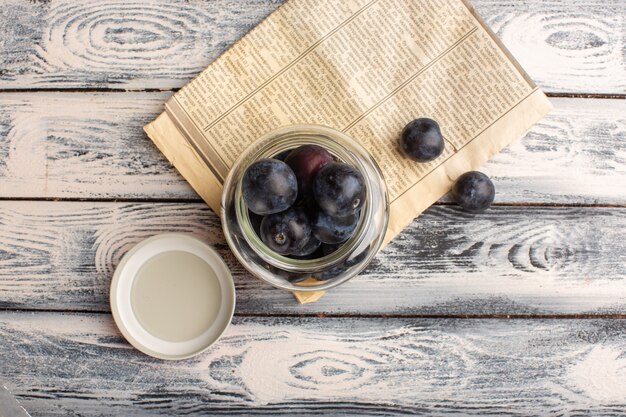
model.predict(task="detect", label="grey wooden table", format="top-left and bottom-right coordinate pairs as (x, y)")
top-left (0, 0), bottom-right (625, 415)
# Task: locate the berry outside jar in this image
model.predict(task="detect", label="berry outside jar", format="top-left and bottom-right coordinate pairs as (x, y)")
top-left (221, 125), bottom-right (389, 293)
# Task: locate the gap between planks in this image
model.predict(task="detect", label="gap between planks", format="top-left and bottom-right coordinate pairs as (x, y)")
top-left (0, 88), bottom-right (624, 100)
top-left (0, 198), bottom-right (624, 209)
top-left (3, 308), bottom-right (626, 320)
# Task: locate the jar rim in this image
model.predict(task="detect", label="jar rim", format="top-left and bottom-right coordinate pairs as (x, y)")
top-left (221, 124), bottom-right (389, 292)
top-left (234, 126), bottom-right (374, 272)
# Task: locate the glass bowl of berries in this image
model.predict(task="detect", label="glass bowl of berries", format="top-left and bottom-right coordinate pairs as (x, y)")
top-left (221, 124), bottom-right (389, 292)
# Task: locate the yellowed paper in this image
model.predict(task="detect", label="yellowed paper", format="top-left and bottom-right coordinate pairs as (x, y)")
top-left (145, 0), bottom-right (552, 302)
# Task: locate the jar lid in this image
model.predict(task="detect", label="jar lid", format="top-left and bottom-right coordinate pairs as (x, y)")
top-left (110, 233), bottom-right (235, 360)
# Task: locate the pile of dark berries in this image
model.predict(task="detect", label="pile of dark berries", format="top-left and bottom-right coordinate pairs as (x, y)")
top-left (242, 145), bottom-right (365, 259)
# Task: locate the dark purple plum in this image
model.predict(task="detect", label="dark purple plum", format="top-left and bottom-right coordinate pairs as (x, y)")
top-left (400, 118), bottom-right (444, 162)
top-left (242, 159), bottom-right (297, 215)
top-left (322, 244), bottom-right (367, 265)
top-left (287, 274), bottom-right (310, 283)
top-left (273, 150), bottom-right (292, 161)
top-left (313, 249), bottom-right (367, 280)
top-left (345, 249), bottom-right (368, 267)
top-left (260, 207), bottom-right (312, 255)
top-left (248, 210), bottom-right (263, 235)
top-left (302, 245), bottom-right (325, 260)
top-left (285, 145), bottom-right (334, 195)
top-left (321, 243), bottom-right (341, 256)
top-left (451, 171), bottom-right (495, 213)
top-left (267, 265), bottom-right (309, 283)
top-left (314, 264), bottom-right (347, 281)
top-left (293, 193), bottom-right (318, 218)
top-left (290, 235), bottom-right (322, 257)
top-left (313, 162), bottom-right (365, 217)
top-left (312, 211), bottom-right (358, 244)
top-left (315, 246), bottom-right (368, 280)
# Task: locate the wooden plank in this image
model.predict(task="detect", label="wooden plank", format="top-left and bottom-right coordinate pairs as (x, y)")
top-left (0, 92), bottom-right (194, 199)
top-left (0, 94), bottom-right (624, 204)
top-left (0, 201), bottom-right (624, 315)
top-left (0, 0), bottom-right (283, 90)
top-left (0, 0), bottom-right (623, 93)
top-left (459, 97), bottom-right (626, 205)
top-left (1, 312), bottom-right (626, 416)
top-left (473, 0), bottom-right (626, 95)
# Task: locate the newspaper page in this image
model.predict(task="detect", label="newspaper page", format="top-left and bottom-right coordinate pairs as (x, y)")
top-left (145, 0), bottom-right (552, 301)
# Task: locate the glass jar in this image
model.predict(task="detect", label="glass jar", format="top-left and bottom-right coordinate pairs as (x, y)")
top-left (221, 125), bottom-right (389, 292)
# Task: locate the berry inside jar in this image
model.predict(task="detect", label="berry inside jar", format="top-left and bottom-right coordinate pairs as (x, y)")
top-left (241, 144), bottom-right (366, 264)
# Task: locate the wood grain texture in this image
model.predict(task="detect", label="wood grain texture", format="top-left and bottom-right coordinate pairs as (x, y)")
top-left (473, 0), bottom-right (626, 94)
top-left (0, 92), bottom-right (189, 199)
top-left (0, 1), bottom-right (622, 414)
top-left (0, 94), bottom-right (624, 204)
top-left (0, 0), bottom-right (623, 93)
top-left (1, 312), bottom-right (626, 416)
top-left (0, 201), bottom-right (624, 315)
top-left (0, 0), bottom-right (283, 90)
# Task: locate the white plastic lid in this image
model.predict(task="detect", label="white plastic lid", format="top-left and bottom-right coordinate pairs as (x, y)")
top-left (110, 233), bottom-right (235, 360)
